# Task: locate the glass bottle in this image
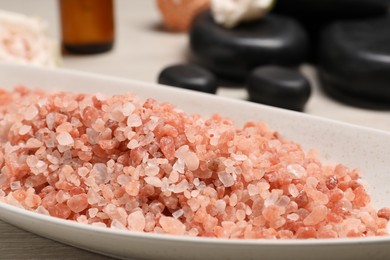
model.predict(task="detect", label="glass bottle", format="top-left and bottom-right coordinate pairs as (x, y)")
top-left (59, 0), bottom-right (115, 54)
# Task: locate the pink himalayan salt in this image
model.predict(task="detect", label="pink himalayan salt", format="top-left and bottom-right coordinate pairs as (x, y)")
top-left (127, 211), bottom-right (146, 231)
top-left (56, 132), bottom-right (74, 146)
top-left (67, 194), bottom-right (88, 213)
top-left (0, 86), bottom-right (387, 240)
top-left (378, 208), bottom-right (390, 220)
top-left (159, 216), bottom-right (186, 235)
top-left (303, 205), bottom-right (327, 226)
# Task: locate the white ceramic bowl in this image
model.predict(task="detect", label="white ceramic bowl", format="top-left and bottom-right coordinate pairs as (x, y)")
top-left (0, 62), bottom-right (389, 260)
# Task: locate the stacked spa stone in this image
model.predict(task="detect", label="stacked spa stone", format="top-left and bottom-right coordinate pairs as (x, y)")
top-left (158, 0), bottom-right (390, 110)
top-left (189, 10), bottom-right (309, 81)
top-left (159, 7), bottom-right (312, 111)
top-left (272, 0), bottom-right (390, 104)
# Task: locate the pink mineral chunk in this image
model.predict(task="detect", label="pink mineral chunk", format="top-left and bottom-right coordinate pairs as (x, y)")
top-left (0, 86), bottom-right (388, 239)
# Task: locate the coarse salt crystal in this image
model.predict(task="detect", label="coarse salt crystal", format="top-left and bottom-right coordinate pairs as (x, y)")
top-left (174, 145), bottom-right (189, 159)
top-left (10, 181), bottom-right (21, 190)
top-left (88, 208), bottom-right (99, 218)
top-left (232, 153), bottom-right (248, 161)
top-left (127, 211), bottom-right (146, 231)
top-left (215, 199), bottom-right (227, 212)
top-left (248, 184), bottom-right (259, 196)
top-left (288, 184), bottom-right (299, 198)
top-left (46, 113), bottom-right (55, 130)
top-left (168, 171), bottom-right (179, 183)
top-left (117, 174), bottom-right (131, 186)
top-left (36, 206), bottom-right (50, 215)
top-left (95, 93), bottom-right (106, 101)
top-left (47, 154), bottom-right (59, 165)
top-left (191, 190), bottom-right (200, 198)
top-left (172, 158), bottom-right (185, 174)
top-left (236, 209), bottom-right (246, 221)
top-left (144, 176), bottom-right (162, 188)
top-left (92, 222), bottom-right (107, 228)
top-left (26, 138), bottom-right (43, 148)
top-left (92, 163), bottom-right (109, 185)
top-left (264, 190), bottom-right (280, 208)
top-left (111, 219), bottom-right (127, 230)
top-left (24, 105), bottom-right (38, 120)
top-left (56, 132), bottom-right (74, 146)
top-left (218, 171), bottom-right (235, 187)
top-left (287, 213), bottom-right (300, 221)
top-left (122, 103), bottom-right (135, 116)
top-left (19, 125), bottom-right (31, 135)
top-left (170, 179), bottom-right (189, 193)
top-left (306, 176), bottom-right (319, 187)
top-left (229, 194), bottom-right (238, 206)
top-left (226, 165), bottom-right (235, 174)
top-left (145, 164), bottom-right (160, 177)
top-left (287, 164), bottom-right (307, 178)
top-left (304, 205), bottom-right (328, 226)
top-left (193, 178), bottom-right (200, 187)
top-left (127, 114), bottom-right (142, 127)
top-left (26, 155), bottom-right (38, 168)
top-left (183, 151), bottom-right (199, 171)
top-left (172, 209), bottom-right (184, 219)
top-left (159, 216), bottom-right (186, 235)
top-left (127, 139), bottom-right (139, 149)
top-left (198, 181), bottom-right (206, 190)
top-left (77, 215), bottom-right (88, 224)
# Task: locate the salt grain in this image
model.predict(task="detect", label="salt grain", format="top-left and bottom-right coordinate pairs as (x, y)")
top-left (172, 209), bottom-right (184, 219)
top-left (171, 179), bottom-right (189, 193)
top-left (127, 114), bottom-right (142, 127)
top-left (24, 105), bottom-right (38, 120)
top-left (122, 103), bottom-right (135, 116)
top-left (127, 211), bottom-right (146, 231)
top-left (183, 151), bottom-right (199, 171)
top-left (288, 184), bottom-right (299, 198)
top-left (127, 139), bottom-right (139, 149)
top-left (56, 132), bottom-right (74, 146)
top-left (19, 125), bottom-right (31, 135)
top-left (218, 172), bottom-right (234, 187)
top-left (248, 184), bottom-right (259, 196)
top-left (172, 158), bottom-right (185, 174)
top-left (159, 216), bottom-right (186, 235)
top-left (287, 164), bottom-right (307, 178)
top-left (10, 181), bottom-right (21, 190)
top-left (145, 177), bottom-right (162, 188)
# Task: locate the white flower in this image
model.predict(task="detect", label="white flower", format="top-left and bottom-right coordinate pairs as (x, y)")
top-left (211, 0), bottom-right (274, 28)
top-left (0, 10), bottom-right (58, 67)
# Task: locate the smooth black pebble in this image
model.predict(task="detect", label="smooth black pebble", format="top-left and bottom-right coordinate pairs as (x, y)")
top-left (247, 66), bottom-right (311, 111)
top-left (189, 11), bottom-right (308, 80)
top-left (158, 64), bottom-right (218, 94)
top-left (272, 0), bottom-right (389, 62)
top-left (319, 18), bottom-right (390, 104)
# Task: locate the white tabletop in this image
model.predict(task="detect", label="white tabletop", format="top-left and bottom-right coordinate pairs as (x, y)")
top-left (0, 0), bottom-right (389, 259)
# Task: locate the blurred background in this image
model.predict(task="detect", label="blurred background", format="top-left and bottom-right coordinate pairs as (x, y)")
top-left (0, 0), bottom-right (389, 131)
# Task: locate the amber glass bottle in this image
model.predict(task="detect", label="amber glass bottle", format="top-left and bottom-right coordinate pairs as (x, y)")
top-left (60, 0), bottom-right (115, 54)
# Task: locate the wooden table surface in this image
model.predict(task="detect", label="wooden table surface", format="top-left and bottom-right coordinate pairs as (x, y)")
top-left (0, 0), bottom-right (389, 259)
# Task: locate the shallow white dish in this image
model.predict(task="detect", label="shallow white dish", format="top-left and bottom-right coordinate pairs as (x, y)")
top-left (0, 61), bottom-right (389, 260)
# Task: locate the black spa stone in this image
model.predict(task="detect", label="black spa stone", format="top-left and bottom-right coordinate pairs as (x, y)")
top-left (189, 11), bottom-right (309, 80)
top-left (273, 0), bottom-right (389, 21)
top-left (319, 18), bottom-right (390, 103)
top-left (158, 64), bottom-right (218, 94)
top-left (247, 66), bottom-right (311, 111)
top-left (272, 0), bottom-right (389, 62)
